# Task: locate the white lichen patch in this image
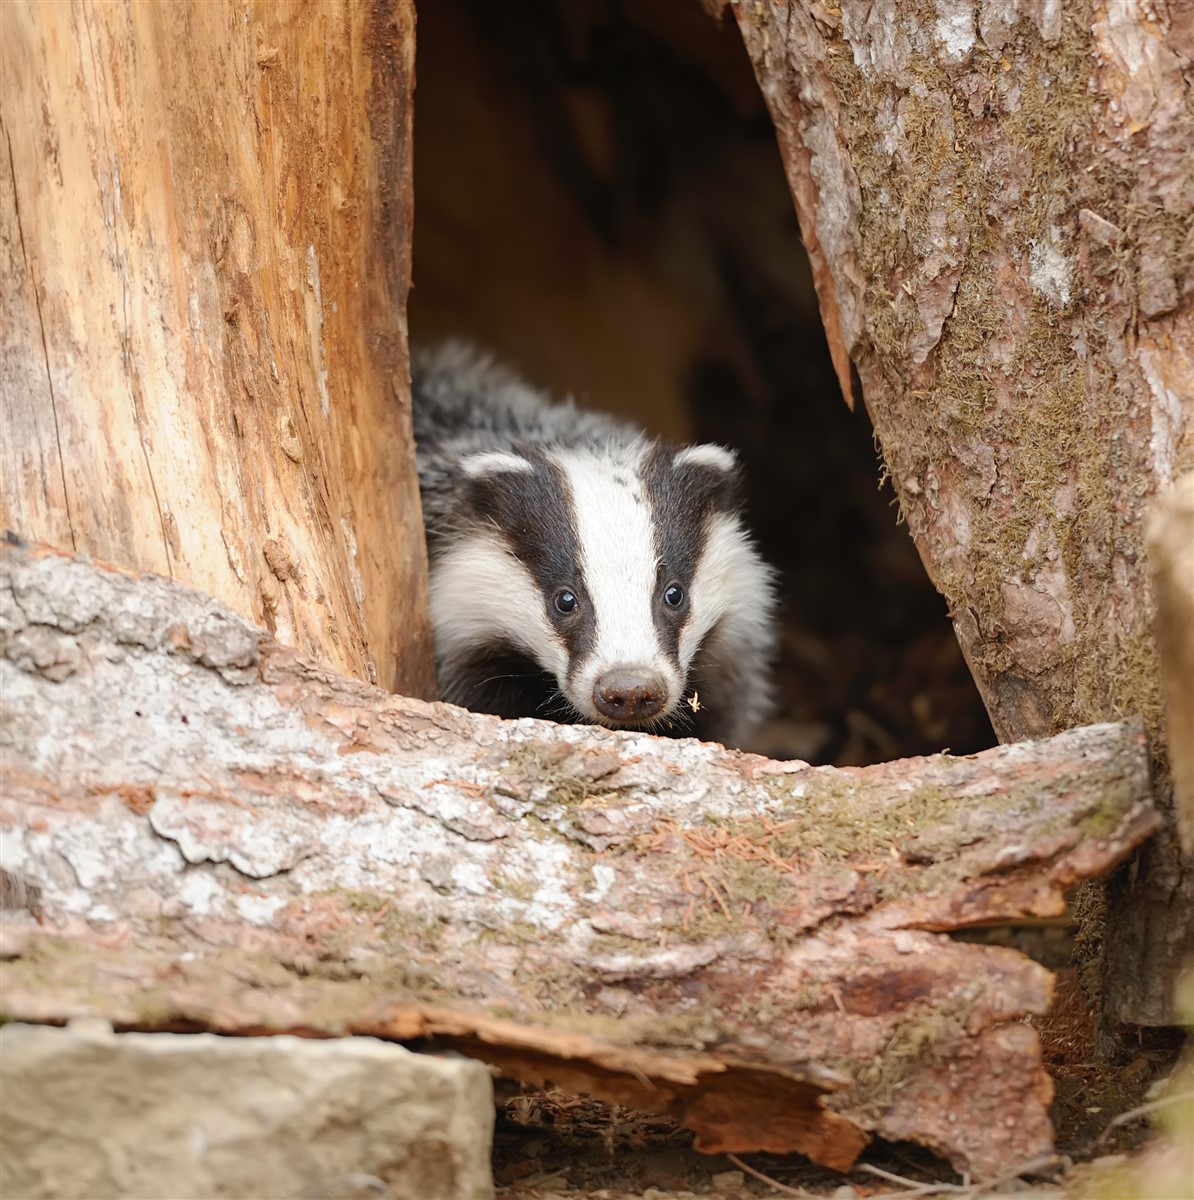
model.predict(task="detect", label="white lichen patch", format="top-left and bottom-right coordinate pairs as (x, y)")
top-left (933, 0), bottom-right (976, 63)
top-left (584, 863), bottom-right (617, 904)
top-left (234, 893), bottom-right (289, 926)
top-left (173, 872), bottom-right (225, 917)
top-left (1028, 231), bottom-right (1073, 308)
top-left (590, 942), bottom-right (721, 984)
top-left (450, 859), bottom-right (494, 898)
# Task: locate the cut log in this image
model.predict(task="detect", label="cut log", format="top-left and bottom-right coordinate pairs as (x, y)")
top-left (0, 541), bottom-right (1160, 1179)
top-left (0, 0), bottom-right (433, 698)
top-left (1148, 474), bottom-right (1194, 857)
top-left (728, 0), bottom-right (1194, 1025)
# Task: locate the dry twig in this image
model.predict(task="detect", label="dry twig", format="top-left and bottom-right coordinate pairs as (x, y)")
top-left (725, 1153), bottom-right (815, 1197)
top-left (1094, 1088), bottom-right (1194, 1147)
top-left (858, 1162), bottom-right (969, 1194)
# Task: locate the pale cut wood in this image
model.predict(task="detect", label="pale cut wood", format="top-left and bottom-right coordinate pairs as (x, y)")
top-left (1148, 473), bottom-right (1194, 856)
top-left (0, 0), bottom-right (433, 697)
top-left (729, 0), bottom-right (1194, 1024)
top-left (0, 542), bottom-right (1160, 1179)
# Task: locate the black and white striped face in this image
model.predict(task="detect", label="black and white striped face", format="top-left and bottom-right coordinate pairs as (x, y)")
top-left (429, 438), bottom-right (771, 733)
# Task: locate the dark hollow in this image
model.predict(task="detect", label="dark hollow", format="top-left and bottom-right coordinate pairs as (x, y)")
top-left (410, 0), bottom-right (996, 765)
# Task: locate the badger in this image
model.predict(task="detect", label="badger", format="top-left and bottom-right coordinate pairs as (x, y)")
top-left (411, 342), bottom-right (777, 748)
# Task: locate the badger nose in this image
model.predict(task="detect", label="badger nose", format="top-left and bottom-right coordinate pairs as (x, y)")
top-left (593, 668), bottom-right (668, 722)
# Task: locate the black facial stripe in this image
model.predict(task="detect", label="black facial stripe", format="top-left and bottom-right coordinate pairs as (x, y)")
top-left (443, 642), bottom-right (571, 722)
top-left (464, 446), bottom-right (596, 670)
top-left (642, 443), bottom-right (742, 660)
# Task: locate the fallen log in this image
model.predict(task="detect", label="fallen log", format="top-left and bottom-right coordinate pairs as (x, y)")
top-left (0, 540), bottom-right (1159, 1179)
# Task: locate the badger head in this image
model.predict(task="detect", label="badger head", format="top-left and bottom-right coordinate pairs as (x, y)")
top-left (429, 439), bottom-right (775, 741)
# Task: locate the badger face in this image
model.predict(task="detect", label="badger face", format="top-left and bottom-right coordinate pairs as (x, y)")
top-left (428, 438), bottom-right (773, 736)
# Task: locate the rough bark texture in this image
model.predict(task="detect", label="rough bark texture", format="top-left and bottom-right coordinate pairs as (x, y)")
top-left (1148, 473), bottom-right (1194, 856)
top-left (730, 0), bottom-right (1194, 1023)
top-left (0, 1022), bottom-right (496, 1200)
top-left (0, 542), bottom-right (1161, 1179)
top-left (0, 0), bottom-right (433, 698)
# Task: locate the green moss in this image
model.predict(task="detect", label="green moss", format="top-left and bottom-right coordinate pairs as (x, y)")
top-left (639, 742), bottom-right (1141, 939)
top-left (787, 984), bottom-right (830, 1012)
top-left (472, 918), bottom-right (547, 948)
top-left (326, 887), bottom-right (391, 914)
top-left (587, 932), bottom-right (660, 958)
top-left (497, 740), bottom-right (632, 811)
top-left (839, 987), bottom-right (982, 1116)
top-left (491, 868), bottom-right (538, 902)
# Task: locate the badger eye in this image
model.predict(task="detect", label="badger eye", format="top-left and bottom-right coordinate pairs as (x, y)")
top-left (663, 584), bottom-right (685, 608)
top-left (554, 590), bottom-right (579, 614)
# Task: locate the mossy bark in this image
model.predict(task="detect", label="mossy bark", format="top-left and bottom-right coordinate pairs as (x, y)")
top-left (0, 541), bottom-right (1161, 1178)
top-left (729, 0), bottom-right (1194, 1025)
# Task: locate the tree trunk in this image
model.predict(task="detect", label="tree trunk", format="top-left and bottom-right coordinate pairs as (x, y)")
top-left (729, 0), bottom-right (1194, 1024)
top-left (0, 0), bottom-right (433, 698)
top-left (0, 540), bottom-right (1160, 1179)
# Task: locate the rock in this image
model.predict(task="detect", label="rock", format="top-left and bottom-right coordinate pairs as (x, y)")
top-left (709, 1170), bottom-right (746, 1189)
top-left (0, 1022), bottom-right (494, 1199)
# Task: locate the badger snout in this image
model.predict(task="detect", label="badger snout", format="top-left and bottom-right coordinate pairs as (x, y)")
top-left (592, 667), bottom-right (669, 723)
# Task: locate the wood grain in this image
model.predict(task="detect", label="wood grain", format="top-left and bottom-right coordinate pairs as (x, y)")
top-left (0, 0), bottom-right (433, 697)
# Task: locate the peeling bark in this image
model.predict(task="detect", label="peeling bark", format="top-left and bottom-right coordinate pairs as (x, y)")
top-left (730, 0), bottom-right (1194, 1023)
top-left (0, 542), bottom-right (1160, 1178)
top-left (0, 0), bottom-right (433, 697)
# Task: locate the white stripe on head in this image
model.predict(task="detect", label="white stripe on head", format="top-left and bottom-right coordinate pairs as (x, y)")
top-left (429, 529), bottom-right (568, 681)
top-left (551, 443), bottom-right (684, 720)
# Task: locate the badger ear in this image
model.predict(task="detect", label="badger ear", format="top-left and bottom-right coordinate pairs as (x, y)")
top-left (671, 443), bottom-right (742, 510)
top-left (459, 449), bottom-right (539, 526)
top-left (672, 444), bottom-right (738, 475)
top-left (459, 450), bottom-right (535, 479)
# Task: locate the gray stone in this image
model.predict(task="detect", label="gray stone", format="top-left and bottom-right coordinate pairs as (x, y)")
top-left (0, 1022), bottom-right (494, 1199)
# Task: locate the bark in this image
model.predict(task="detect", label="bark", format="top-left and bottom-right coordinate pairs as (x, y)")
top-left (0, 0), bottom-right (433, 698)
top-left (0, 542), bottom-right (1160, 1179)
top-left (730, 0), bottom-right (1194, 1023)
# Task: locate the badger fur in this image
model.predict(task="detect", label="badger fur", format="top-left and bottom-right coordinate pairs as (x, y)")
top-left (411, 343), bottom-right (777, 748)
